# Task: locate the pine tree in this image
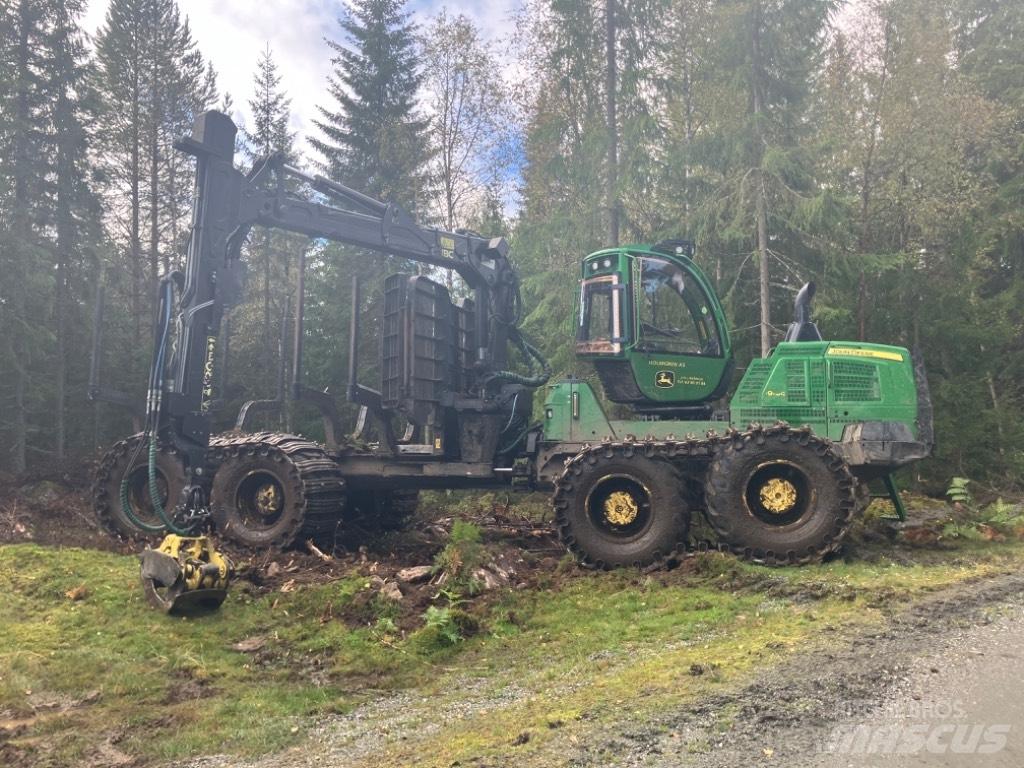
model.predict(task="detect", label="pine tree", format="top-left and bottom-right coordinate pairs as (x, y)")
top-left (311, 0), bottom-right (428, 206)
top-left (236, 45), bottom-right (300, 407)
top-left (95, 0), bottom-right (218, 375)
top-left (0, 0), bottom-right (51, 473)
top-left (44, 0), bottom-right (104, 461)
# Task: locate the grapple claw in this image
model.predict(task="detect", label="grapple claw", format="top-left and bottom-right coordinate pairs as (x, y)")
top-left (139, 535), bottom-right (232, 614)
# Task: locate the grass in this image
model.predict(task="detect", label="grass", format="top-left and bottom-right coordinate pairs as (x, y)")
top-left (4, 533), bottom-right (1024, 767)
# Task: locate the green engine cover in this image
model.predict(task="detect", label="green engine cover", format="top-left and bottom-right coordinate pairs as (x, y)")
top-left (728, 341), bottom-right (920, 442)
top-left (543, 341), bottom-right (920, 448)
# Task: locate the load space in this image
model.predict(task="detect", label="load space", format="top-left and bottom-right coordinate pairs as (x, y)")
top-left (91, 110), bottom-right (932, 571)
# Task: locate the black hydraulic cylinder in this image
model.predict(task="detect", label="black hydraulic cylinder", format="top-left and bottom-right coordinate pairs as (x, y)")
top-left (348, 275), bottom-right (360, 400)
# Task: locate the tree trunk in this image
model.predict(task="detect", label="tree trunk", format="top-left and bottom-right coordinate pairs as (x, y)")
top-left (54, 90), bottom-right (72, 462)
top-left (149, 58), bottom-right (161, 325)
top-left (264, 231), bottom-right (273, 374)
top-left (130, 70), bottom-right (142, 347)
top-left (10, 0), bottom-right (33, 474)
top-left (756, 177), bottom-right (771, 357)
top-left (857, 19), bottom-right (893, 341)
top-left (605, 0), bottom-right (619, 247)
top-left (752, 0), bottom-right (771, 357)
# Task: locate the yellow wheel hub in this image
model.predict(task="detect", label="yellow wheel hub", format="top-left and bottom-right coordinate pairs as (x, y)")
top-left (604, 491), bottom-right (639, 526)
top-left (759, 478), bottom-right (798, 514)
top-left (255, 483), bottom-right (282, 516)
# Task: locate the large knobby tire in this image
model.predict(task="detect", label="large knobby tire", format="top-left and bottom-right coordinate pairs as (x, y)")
top-left (554, 445), bottom-right (688, 569)
top-left (344, 489), bottom-right (419, 531)
top-left (209, 434), bottom-right (347, 549)
top-left (210, 450), bottom-right (308, 548)
top-left (92, 434), bottom-right (186, 540)
top-left (704, 427), bottom-right (856, 565)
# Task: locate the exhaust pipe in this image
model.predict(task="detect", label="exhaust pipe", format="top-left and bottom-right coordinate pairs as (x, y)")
top-left (783, 282), bottom-right (823, 342)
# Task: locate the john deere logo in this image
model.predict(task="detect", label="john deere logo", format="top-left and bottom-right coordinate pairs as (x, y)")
top-left (655, 370), bottom-right (674, 388)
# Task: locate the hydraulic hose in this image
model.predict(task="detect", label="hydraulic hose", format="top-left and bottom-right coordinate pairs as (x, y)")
top-left (119, 277), bottom-right (194, 536)
top-left (484, 329), bottom-right (552, 389)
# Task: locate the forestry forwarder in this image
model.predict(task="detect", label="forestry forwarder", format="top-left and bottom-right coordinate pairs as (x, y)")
top-left (93, 112), bottom-right (933, 598)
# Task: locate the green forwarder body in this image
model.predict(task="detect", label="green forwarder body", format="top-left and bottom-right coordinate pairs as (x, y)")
top-left (537, 340), bottom-right (931, 486)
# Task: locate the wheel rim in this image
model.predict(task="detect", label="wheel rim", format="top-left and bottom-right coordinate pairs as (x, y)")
top-left (744, 461), bottom-right (813, 526)
top-left (235, 471), bottom-right (286, 531)
top-left (124, 464), bottom-right (169, 527)
top-left (584, 474), bottom-right (653, 538)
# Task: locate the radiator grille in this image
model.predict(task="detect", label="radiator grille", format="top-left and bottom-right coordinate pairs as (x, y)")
top-left (832, 360), bottom-right (881, 402)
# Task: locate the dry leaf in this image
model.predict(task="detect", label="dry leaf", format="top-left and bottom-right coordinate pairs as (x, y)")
top-left (65, 584), bottom-right (88, 601)
top-left (231, 635), bottom-right (267, 653)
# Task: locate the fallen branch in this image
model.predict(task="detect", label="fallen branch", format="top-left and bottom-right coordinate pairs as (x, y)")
top-left (306, 539), bottom-right (332, 562)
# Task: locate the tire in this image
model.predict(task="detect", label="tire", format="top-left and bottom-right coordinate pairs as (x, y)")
top-left (553, 445), bottom-right (688, 569)
top-left (704, 427), bottom-right (856, 565)
top-left (209, 434), bottom-right (347, 549)
top-left (92, 434), bottom-right (186, 540)
top-left (344, 489), bottom-right (419, 531)
top-left (210, 451), bottom-right (307, 548)
top-left (853, 479), bottom-right (872, 515)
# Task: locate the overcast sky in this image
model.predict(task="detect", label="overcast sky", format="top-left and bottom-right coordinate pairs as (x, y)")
top-left (81, 0), bottom-right (523, 144)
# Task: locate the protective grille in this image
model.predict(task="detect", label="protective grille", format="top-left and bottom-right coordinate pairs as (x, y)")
top-left (784, 360), bottom-right (807, 403)
top-left (734, 359), bottom-right (772, 399)
top-left (832, 360), bottom-right (881, 402)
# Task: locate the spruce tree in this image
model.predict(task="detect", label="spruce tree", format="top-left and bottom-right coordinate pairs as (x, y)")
top-left (0, 0), bottom-right (51, 473)
top-left (236, 46), bottom-right (301, 407)
top-left (700, 0), bottom-right (838, 358)
top-left (95, 0), bottom-right (218, 361)
top-left (311, 0), bottom-right (428, 206)
top-left (44, 0), bottom-right (104, 460)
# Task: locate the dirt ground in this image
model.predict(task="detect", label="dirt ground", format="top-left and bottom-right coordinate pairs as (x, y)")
top-left (0, 476), bottom-right (571, 632)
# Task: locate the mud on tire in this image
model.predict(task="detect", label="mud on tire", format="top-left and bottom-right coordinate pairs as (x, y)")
top-left (553, 444), bottom-right (688, 569)
top-left (704, 425), bottom-right (856, 565)
top-left (209, 433), bottom-right (346, 549)
top-left (92, 433), bottom-right (186, 540)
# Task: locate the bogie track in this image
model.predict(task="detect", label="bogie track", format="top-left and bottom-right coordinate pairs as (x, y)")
top-left (92, 433), bottom-right (187, 540)
top-left (553, 423), bottom-right (858, 568)
top-left (208, 432), bottom-right (347, 548)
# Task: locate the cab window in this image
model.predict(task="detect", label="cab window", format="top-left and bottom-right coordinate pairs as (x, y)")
top-left (635, 257), bottom-right (721, 356)
top-left (577, 275), bottom-right (622, 353)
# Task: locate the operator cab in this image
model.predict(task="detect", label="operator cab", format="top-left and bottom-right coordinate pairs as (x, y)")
top-left (576, 241), bottom-right (733, 413)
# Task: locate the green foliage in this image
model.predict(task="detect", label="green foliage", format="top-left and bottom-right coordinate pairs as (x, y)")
top-left (310, 0), bottom-right (428, 207)
top-left (946, 477), bottom-right (974, 506)
top-left (941, 490), bottom-right (1023, 540)
top-left (422, 605), bottom-right (463, 645)
top-left (433, 520), bottom-right (485, 595)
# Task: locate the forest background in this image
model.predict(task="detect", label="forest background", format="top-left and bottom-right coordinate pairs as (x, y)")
top-left (1, 0), bottom-right (1021, 492)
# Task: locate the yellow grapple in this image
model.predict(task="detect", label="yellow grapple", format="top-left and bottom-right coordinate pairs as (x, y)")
top-left (139, 535), bottom-right (232, 614)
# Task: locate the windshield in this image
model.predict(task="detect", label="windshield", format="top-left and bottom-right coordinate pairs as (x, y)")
top-left (634, 257), bottom-right (721, 356)
top-left (577, 275), bottom-right (622, 354)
